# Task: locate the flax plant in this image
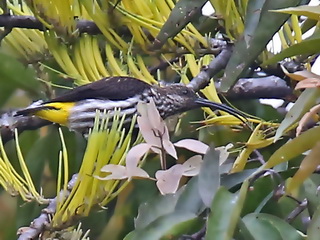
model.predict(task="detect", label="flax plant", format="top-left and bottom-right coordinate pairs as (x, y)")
top-left (53, 110), bottom-right (138, 227)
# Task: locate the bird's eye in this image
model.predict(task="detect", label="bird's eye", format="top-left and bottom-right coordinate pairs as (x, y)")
top-left (182, 89), bottom-right (189, 95)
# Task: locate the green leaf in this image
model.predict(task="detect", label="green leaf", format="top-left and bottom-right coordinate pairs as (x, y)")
top-left (241, 176), bottom-right (279, 215)
top-left (0, 52), bottom-right (39, 96)
top-left (263, 125), bottom-right (320, 170)
top-left (262, 38), bottom-right (320, 66)
top-left (236, 218), bottom-right (255, 240)
top-left (198, 145), bottom-right (220, 207)
top-left (301, 18), bottom-right (318, 34)
top-left (24, 134), bottom-right (51, 186)
top-left (307, 202), bottom-right (320, 238)
top-left (221, 169), bottom-right (256, 189)
top-left (152, 0), bottom-right (207, 49)
top-left (61, 129), bottom-right (86, 174)
top-left (273, 5), bottom-right (320, 20)
top-left (221, 0), bottom-right (302, 91)
top-left (46, 128), bottom-right (66, 179)
top-left (15, 200), bottom-right (43, 235)
top-left (175, 176), bottom-right (205, 215)
top-left (274, 88), bottom-right (320, 141)
top-left (205, 180), bottom-right (249, 240)
top-left (135, 190), bottom-right (182, 229)
top-left (242, 213), bottom-right (304, 240)
top-left (125, 211), bottom-right (198, 240)
top-left (127, 175), bottom-right (206, 240)
top-left (243, 0), bottom-right (266, 45)
top-left (302, 177), bottom-right (320, 215)
top-left (0, 83), bottom-right (15, 107)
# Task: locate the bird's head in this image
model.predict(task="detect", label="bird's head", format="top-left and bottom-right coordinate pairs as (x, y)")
top-left (149, 84), bottom-right (247, 123)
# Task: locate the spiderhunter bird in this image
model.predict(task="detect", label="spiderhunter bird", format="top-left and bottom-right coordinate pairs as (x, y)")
top-left (16, 76), bottom-right (247, 134)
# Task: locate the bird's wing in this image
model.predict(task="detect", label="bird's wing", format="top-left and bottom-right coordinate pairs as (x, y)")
top-left (48, 76), bottom-right (151, 103)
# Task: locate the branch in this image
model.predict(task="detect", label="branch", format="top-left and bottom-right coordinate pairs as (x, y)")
top-left (285, 198), bottom-right (308, 224)
top-left (0, 111), bottom-right (51, 144)
top-left (149, 57), bottom-right (180, 75)
top-left (187, 44), bottom-right (233, 91)
top-left (149, 40), bottom-right (228, 75)
top-left (184, 42), bottom-right (292, 100)
top-left (0, 14), bottom-right (102, 34)
top-left (218, 76), bottom-right (293, 100)
top-left (17, 174), bottom-right (78, 240)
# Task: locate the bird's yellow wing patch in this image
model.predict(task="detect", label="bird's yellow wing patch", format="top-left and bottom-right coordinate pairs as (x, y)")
top-left (35, 102), bottom-right (75, 125)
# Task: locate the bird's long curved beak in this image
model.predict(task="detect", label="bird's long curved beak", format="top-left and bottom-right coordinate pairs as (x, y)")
top-left (194, 98), bottom-right (248, 124)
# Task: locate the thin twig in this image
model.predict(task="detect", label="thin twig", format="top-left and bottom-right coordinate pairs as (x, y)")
top-left (286, 198), bottom-right (308, 223)
top-left (188, 45), bottom-right (233, 91)
top-left (17, 174), bottom-right (78, 240)
top-left (0, 14), bottom-right (101, 34)
top-left (181, 225), bottom-right (206, 240)
top-left (0, 27), bottom-right (12, 43)
top-left (248, 149), bottom-right (266, 165)
top-left (149, 57), bottom-right (180, 75)
top-left (0, 111), bottom-right (51, 144)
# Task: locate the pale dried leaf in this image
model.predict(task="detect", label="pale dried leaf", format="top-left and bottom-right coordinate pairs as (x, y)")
top-left (296, 104), bottom-right (320, 136)
top-left (216, 143), bottom-right (233, 165)
top-left (174, 139), bottom-right (209, 154)
top-left (155, 164), bottom-right (185, 195)
top-left (136, 101), bottom-right (148, 117)
top-left (137, 113), bottom-right (159, 145)
top-left (126, 143), bottom-right (151, 168)
top-left (295, 78), bottom-right (320, 90)
top-left (163, 139), bottom-right (178, 159)
top-left (127, 167), bottom-right (150, 180)
top-left (182, 155), bottom-right (203, 176)
top-left (98, 165), bottom-right (127, 180)
top-left (137, 100), bottom-right (177, 159)
top-left (150, 146), bottom-right (161, 155)
top-left (137, 102), bottom-right (171, 148)
top-left (282, 68), bottom-right (320, 81)
top-left (99, 163), bottom-right (150, 181)
top-left (146, 98), bottom-right (162, 130)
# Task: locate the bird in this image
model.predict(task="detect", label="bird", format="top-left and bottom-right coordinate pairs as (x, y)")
top-left (16, 76), bottom-right (248, 134)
